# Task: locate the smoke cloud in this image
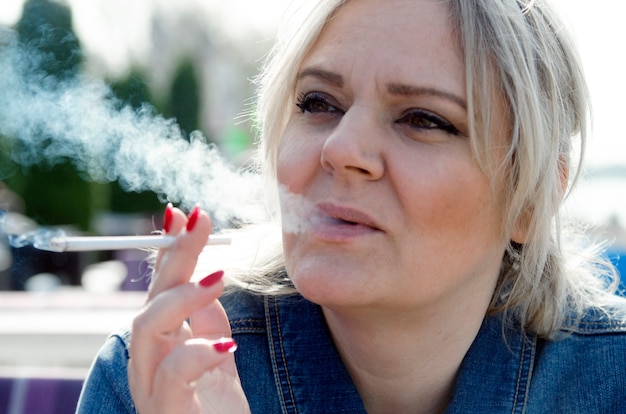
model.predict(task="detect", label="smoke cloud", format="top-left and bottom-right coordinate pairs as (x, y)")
top-left (0, 29), bottom-right (269, 229)
top-left (277, 184), bottom-right (320, 235)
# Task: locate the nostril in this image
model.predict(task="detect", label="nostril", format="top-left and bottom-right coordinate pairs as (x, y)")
top-left (350, 166), bottom-right (371, 175)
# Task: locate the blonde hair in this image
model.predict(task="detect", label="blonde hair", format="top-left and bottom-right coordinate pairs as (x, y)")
top-left (450, 0), bottom-right (625, 338)
top-left (228, 0), bottom-right (623, 338)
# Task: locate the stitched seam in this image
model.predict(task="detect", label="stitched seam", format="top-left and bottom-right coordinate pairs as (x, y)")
top-left (577, 320), bottom-right (626, 328)
top-left (230, 318), bottom-right (266, 324)
top-left (230, 318), bottom-right (266, 335)
top-left (520, 336), bottom-right (536, 413)
top-left (105, 333), bottom-right (138, 414)
top-left (511, 336), bottom-right (525, 414)
top-left (574, 324), bottom-right (626, 333)
top-left (265, 298), bottom-right (286, 412)
top-left (266, 297), bottom-right (298, 414)
top-left (564, 314), bottom-right (626, 333)
top-left (511, 335), bottom-right (535, 414)
top-left (231, 327), bottom-right (266, 334)
top-left (273, 297), bottom-right (299, 414)
top-left (567, 326), bottom-right (626, 335)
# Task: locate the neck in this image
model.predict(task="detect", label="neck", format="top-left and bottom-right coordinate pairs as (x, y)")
top-left (322, 297), bottom-right (490, 414)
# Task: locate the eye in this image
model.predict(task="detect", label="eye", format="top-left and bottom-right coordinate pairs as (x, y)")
top-left (296, 92), bottom-right (344, 115)
top-left (396, 109), bottom-right (461, 136)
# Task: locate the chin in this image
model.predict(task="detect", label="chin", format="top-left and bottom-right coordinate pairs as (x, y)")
top-left (287, 261), bottom-right (374, 307)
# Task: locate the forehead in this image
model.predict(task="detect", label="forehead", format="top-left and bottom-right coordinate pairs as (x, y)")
top-left (301, 0), bottom-right (464, 92)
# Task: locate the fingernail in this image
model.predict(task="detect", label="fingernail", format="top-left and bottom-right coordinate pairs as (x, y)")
top-left (198, 270), bottom-right (224, 288)
top-left (213, 338), bottom-right (237, 353)
top-left (163, 203), bottom-right (173, 233)
top-left (186, 205), bottom-right (201, 232)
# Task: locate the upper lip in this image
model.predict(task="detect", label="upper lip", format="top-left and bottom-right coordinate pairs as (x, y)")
top-left (315, 202), bottom-right (384, 231)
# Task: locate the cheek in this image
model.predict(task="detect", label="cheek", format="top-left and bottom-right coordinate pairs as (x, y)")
top-left (396, 153), bottom-right (503, 239)
top-left (276, 124), bottom-right (321, 189)
top-left (276, 125), bottom-right (322, 255)
top-left (441, 177), bottom-right (505, 246)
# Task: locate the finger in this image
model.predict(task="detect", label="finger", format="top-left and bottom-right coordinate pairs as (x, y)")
top-left (189, 299), bottom-right (238, 377)
top-left (189, 297), bottom-right (231, 339)
top-left (153, 205), bottom-right (188, 270)
top-left (144, 338), bottom-right (236, 414)
top-left (149, 207), bottom-right (212, 299)
top-left (164, 204), bottom-right (188, 236)
top-left (130, 277), bottom-right (224, 397)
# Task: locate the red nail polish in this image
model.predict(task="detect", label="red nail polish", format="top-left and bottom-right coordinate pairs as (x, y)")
top-left (198, 270), bottom-right (224, 288)
top-left (186, 205), bottom-right (200, 231)
top-left (213, 338), bottom-right (237, 353)
top-left (163, 203), bottom-right (173, 233)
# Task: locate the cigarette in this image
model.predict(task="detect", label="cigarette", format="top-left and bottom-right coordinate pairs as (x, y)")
top-left (34, 234), bottom-right (232, 252)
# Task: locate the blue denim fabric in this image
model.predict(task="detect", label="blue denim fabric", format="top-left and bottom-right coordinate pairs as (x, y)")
top-left (76, 290), bottom-right (626, 413)
top-left (76, 330), bottom-right (136, 414)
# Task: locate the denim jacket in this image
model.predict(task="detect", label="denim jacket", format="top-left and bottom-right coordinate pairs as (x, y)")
top-left (76, 290), bottom-right (626, 413)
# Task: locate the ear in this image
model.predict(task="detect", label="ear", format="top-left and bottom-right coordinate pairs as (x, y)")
top-left (510, 157), bottom-right (569, 245)
top-left (511, 213), bottom-right (529, 245)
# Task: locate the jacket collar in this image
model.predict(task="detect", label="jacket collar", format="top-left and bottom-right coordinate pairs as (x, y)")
top-left (264, 294), bottom-right (536, 413)
top-left (445, 314), bottom-right (536, 413)
top-left (265, 294), bottom-right (367, 413)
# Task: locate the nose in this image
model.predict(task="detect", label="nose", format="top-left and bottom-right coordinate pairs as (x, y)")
top-left (320, 107), bottom-right (385, 181)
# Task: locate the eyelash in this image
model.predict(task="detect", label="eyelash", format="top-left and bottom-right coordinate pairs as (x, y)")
top-left (295, 92), bottom-right (461, 136)
top-left (296, 92), bottom-right (343, 115)
top-left (395, 109), bottom-right (461, 136)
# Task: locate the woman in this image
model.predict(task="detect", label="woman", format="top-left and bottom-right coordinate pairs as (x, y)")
top-left (77, 0), bottom-right (626, 412)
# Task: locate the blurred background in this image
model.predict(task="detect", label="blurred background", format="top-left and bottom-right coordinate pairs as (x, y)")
top-left (0, 0), bottom-right (624, 412)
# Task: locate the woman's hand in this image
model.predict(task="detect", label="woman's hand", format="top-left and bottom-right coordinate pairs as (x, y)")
top-left (127, 204), bottom-right (250, 414)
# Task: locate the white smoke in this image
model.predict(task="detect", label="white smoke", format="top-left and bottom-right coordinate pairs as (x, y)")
top-left (277, 184), bottom-right (320, 235)
top-left (0, 29), bottom-right (269, 229)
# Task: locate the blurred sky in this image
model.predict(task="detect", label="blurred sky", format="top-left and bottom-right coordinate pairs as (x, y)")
top-left (0, 0), bottom-right (625, 225)
top-left (0, 0), bottom-right (622, 168)
top-left (0, 0), bottom-right (292, 73)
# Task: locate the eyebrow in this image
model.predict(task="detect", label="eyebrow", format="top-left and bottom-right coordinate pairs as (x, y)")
top-left (387, 83), bottom-right (467, 111)
top-left (297, 67), bottom-right (467, 110)
top-left (297, 67), bottom-right (344, 87)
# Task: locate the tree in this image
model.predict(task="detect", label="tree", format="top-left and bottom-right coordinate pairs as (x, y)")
top-left (166, 58), bottom-right (202, 139)
top-left (107, 69), bottom-right (164, 214)
top-left (8, 0), bottom-right (95, 231)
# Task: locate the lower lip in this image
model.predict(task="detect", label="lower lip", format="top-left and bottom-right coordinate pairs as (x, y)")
top-left (311, 217), bottom-right (381, 242)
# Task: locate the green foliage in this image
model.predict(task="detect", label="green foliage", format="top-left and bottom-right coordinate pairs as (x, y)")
top-left (2, 1), bottom-right (215, 227)
top-left (5, 0), bottom-right (96, 230)
top-left (106, 70), bottom-right (164, 214)
top-left (12, 162), bottom-right (95, 230)
top-left (109, 69), bottom-right (152, 111)
top-left (166, 58), bottom-right (203, 140)
top-left (16, 0), bottom-right (82, 80)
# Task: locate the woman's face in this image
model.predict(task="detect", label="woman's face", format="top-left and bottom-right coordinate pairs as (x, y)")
top-left (277, 0), bottom-right (510, 312)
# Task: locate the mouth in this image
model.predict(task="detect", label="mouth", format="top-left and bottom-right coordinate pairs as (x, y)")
top-left (315, 202), bottom-right (383, 232)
